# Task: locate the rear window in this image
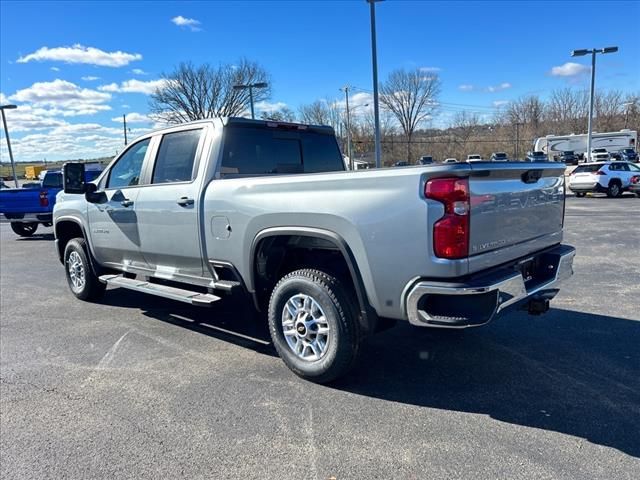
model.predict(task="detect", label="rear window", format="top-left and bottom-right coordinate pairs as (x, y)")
top-left (562, 151), bottom-right (574, 155)
top-left (573, 164), bottom-right (605, 173)
top-left (220, 126), bottom-right (343, 177)
top-left (42, 172), bottom-right (62, 188)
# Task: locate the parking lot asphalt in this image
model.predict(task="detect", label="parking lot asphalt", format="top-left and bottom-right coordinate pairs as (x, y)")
top-left (1, 194), bottom-right (639, 480)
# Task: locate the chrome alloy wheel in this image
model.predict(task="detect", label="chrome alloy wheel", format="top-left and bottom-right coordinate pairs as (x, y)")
top-left (67, 251), bottom-right (86, 293)
top-left (282, 293), bottom-right (330, 361)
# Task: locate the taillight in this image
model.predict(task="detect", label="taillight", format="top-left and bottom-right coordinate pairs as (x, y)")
top-left (595, 170), bottom-right (607, 175)
top-left (425, 177), bottom-right (469, 259)
top-left (631, 176), bottom-right (640, 184)
top-left (39, 190), bottom-right (49, 207)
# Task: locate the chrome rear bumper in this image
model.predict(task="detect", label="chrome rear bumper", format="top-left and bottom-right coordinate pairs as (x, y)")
top-left (405, 244), bottom-right (576, 328)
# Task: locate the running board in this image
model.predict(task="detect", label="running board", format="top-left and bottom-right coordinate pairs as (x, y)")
top-left (99, 275), bottom-right (221, 306)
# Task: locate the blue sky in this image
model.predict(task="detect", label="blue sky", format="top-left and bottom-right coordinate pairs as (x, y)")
top-left (1, 0), bottom-right (639, 162)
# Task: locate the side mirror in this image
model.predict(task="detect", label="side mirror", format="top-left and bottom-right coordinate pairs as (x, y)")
top-left (63, 162), bottom-right (86, 194)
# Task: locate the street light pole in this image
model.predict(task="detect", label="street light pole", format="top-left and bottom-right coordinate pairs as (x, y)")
top-left (368, 0), bottom-right (383, 169)
top-left (233, 82), bottom-right (268, 120)
top-left (571, 46), bottom-right (618, 162)
top-left (0, 104), bottom-right (19, 188)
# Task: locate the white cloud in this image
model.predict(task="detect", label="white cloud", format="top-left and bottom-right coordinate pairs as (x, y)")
top-left (420, 66), bottom-right (441, 73)
top-left (17, 44), bottom-right (142, 67)
top-left (81, 76), bottom-right (100, 81)
top-left (487, 82), bottom-right (512, 92)
top-left (9, 79), bottom-right (112, 116)
top-left (112, 112), bottom-right (151, 123)
top-left (171, 15), bottom-right (202, 31)
top-left (131, 68), bottom-right (148, 75)
top-left (0, 105), bottom-right (67, 132)
top-left (50, 66), bottom-right (60, 72)
top-left (550, 62), bottom-right (590, 77)
top-left (459, 84), bottom-right (474, 91)
top-left (98, 79), bottom-right (168, 95)
top-left (493, 100), bottom-right (509, 107)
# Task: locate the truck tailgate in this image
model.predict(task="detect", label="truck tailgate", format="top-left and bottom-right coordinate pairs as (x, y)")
top-left (0, 188), bottom-right (47, 215)
top-left (467, 162), bottom-right (565, 269)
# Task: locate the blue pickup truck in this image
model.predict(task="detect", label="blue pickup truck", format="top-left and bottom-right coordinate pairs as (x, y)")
top-left (0, 169), bottom-right (101, 237)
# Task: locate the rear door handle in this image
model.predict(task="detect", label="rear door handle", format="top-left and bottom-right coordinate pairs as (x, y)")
top-left (177, 197), bottom-right (194, 206)
top-left (121, 199), bottom-right (134, 207)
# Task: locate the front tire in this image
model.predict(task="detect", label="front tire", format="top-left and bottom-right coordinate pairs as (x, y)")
top-left (10, 222), bottom-right (38, 237)
top-left (64, 238), bottom-right (106, 301)
top-left (268, 269), bottom-right (361, 383)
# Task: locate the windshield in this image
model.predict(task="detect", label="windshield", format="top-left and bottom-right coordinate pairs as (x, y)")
top-left (563, 151), bottom-right (574, 155)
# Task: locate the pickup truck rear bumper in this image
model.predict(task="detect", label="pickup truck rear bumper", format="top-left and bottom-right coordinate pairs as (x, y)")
top-left (404, 244), bottom-right (576, 328)
top-left (0, 213), bottom-right (52, 224)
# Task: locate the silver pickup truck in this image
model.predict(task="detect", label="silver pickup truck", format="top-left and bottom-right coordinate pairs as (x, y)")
top-left (54, 117), bottom-right (575, 382)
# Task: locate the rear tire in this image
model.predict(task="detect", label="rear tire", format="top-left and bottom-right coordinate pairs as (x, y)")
top-left (10, 222), bottom-right (38, 237)
top-left (268, 269), bottom-right (361, 383)
top-left (606, 182), bottom-right (622, 198)
top-left (64, 238), bottom-right (106, 302)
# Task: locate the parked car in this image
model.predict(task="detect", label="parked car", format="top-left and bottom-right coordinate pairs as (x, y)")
top-left (0, 168), bottom-right (101, 237)
top-left (466, 154), bottom-right (483, 162)
top-left (525, 151), bottom-right (548, 162)
top-left (588, 148), bottom-right (610, 162)
top-left (394, 161), bottom-right (410, 167)
top-left (618, 148), bottom-right (638, 162)
top-left (490, 152), bottom-right (509, 162)
top-left (629, 175), bottom-right (640, 197)
top-left (567, 161), bottom-right (640, 197)
top-left (417, 156), bottom-right (434, 165)
top-left (53, 117), bottom-right (575, 382)
top-left (556, 150), bottom-right (577, 165)
top-left (443, 158), bottom-right (458, 163)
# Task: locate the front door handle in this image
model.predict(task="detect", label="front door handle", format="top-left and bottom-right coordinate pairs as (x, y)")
top-left (177, 197), bottom-right (194, 207)
top-left (121, 199), bottom-right (134, 207)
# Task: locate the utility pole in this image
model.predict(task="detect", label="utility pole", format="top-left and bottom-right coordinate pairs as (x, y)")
top-left (368, 0), bottom-right (383, 169)
top-left (515, 122), bottom-right (523, 159)
top-left (123, 114), bottom-right (128, 146)
top-left (341, 86), bottom-right (353, 170)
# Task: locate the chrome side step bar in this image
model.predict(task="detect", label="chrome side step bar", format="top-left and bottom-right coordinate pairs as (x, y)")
top-left (99, 275), bottom-right (220, 306)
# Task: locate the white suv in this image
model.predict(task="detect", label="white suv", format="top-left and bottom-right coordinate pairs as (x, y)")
top-left (588, 148), bottom-right (611, 162)
top-left (568, 161), bottom-right (640, 197)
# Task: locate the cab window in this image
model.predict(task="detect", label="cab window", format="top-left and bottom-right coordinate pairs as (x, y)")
top-left (107, 139), bottom-right (150, 189)
top-left (152, 129), bottom-right (203, 184)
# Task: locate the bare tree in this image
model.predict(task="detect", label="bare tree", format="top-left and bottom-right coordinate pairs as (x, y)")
top-left (259, 106), bottom-right (296, 122)
top-left (547, 88), bottom-right (589, 134)
top-left (380, 68), bottom-right (441, 161)
top-left (451, 111), bottom-right (481, 157)
top-left (594, 90), bottom-right (624, 132)
top-left (149, 58), bottom-right (271, 123)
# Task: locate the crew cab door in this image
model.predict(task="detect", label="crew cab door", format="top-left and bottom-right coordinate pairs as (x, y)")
top-left (134, 126), bottom-right (207, 279)
top-left (87, 138), bottom-right (152, 269)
